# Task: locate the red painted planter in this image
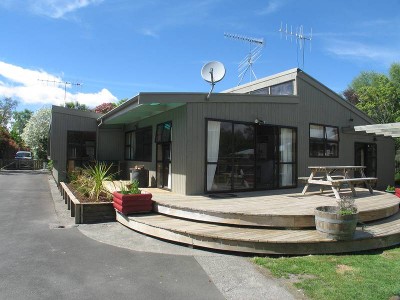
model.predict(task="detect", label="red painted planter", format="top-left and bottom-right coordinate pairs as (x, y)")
top-left (113, 191), bottom-right (153, 214)
top-left (395, 188), bottom-right (400, 198)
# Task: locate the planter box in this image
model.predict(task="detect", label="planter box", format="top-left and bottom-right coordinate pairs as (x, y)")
top-left (315, 206), bottom-right (358, 240)
top-left (59, 182), bottom-right (115, 224)
top-left (113, 191), bottom-right (153, 215)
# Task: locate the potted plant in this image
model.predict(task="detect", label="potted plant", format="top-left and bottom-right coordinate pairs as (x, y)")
top-left (113, 180), bottom-right (153, 215)
top-left (314, 196), bottom-right (358, 240)
top-left (386, 185), bottom-right (396, 193)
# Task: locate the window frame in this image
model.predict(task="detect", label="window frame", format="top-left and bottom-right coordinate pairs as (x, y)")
top-left (309, 123), bottom-right (339, 158)
top-left (124, 126), bottom-right (153, 162)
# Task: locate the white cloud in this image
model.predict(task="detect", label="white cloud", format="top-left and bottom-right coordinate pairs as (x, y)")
top-left (258, 0), bottom-right (284, 15)
top-left (34, 0), bottom-right (103, 18)
top-left (325, 39), bottom-right (400, 66)
top-left (0, 61), bottom-right (117, 107)
top-left (140, 28), bottom-right (159, 38)
top-left (0, 0), bottom-right (103, 19)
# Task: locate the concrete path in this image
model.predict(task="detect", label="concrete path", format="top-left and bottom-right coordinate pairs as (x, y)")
top-left (1, 170), bottom-right (302, 299)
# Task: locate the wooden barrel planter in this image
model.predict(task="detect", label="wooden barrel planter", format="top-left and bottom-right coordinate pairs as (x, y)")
top-left (314, 206), bottom-right (358, 240)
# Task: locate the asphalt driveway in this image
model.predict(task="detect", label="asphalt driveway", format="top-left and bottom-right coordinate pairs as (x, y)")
top-left (0, 170), bottom-right (224, 300)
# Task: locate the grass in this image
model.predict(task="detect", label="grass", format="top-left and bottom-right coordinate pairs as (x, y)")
top-left (254, 247), bottom-right (400, 300)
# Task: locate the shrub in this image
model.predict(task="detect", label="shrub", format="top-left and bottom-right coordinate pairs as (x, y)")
top-left (71, 162), bottom-right (116, 202)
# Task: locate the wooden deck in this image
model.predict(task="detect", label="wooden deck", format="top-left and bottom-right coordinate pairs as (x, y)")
top-left (148, 188), bottom-right (399, 228)
top-left (115, 187), bottom-right (400, 255)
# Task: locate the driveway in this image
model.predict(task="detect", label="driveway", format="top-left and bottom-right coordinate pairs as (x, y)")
top-left (0, 170), bottom-right (224, 300)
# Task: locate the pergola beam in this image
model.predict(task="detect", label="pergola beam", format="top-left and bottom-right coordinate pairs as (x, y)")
top-left (354, 122), bottom-right (400, 138)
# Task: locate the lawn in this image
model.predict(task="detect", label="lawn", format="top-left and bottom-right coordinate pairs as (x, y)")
top-left (254, 246), bottom-right (400, 300)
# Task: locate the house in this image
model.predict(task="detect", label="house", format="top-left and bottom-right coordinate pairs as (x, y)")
top-left (49, 68), bottom-right (395, 194)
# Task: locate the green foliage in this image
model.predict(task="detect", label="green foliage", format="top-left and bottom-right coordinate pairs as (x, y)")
top-left (0, 97), bottom-right (19, 128)
top-left (116, 98), bottom-right (128, 106)
top-left (64, 101), bottom-right (91, 111)
top-left (389, 63), bottom-right (400, 88)
top-left (9, 129), bottom-right (24, 148)
top-left (120, 180), bottom-right (141, 195)
top-left (356, 75), bottom-right (400, 123)
top-left (337, 196), bottom-right (357, 215)
top-left (0, 126), bottom-right (19, 159)
top-left (47, 160), bottom-right (53, 171)
top-left (254, 246), bottom-right (400, 300)
top-left (386, 185), bottom-right (395, 192)
top-left (21, 108), bottom-right (51, 159)
top-left (12, 109), bottom-right (33, 135)
top-left (72, 162), bottom-right (115, 202)
top-left (346, 63), bottom-right (400, 124)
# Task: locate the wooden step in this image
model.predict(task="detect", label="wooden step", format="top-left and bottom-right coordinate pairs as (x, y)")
top-left (116, 211), bottom-right (400, 255)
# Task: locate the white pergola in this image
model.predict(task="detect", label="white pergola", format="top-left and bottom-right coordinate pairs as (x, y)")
top-left (354, 122), bottom-right (400, 138)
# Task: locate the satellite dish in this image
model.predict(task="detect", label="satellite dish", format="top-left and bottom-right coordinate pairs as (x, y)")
top-left (201, 61), bottom-right (226, 83)
top-left (201, 61), bottom-right (226, 100)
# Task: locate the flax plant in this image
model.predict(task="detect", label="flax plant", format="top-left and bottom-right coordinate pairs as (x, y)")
top-left (73, 162), bottom-right (115, 202)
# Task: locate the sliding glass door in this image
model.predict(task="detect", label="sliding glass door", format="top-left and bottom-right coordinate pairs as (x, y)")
top-left (206, 121), bottom-right (255, 192)
top-left (206, 119), bottom-right (296, 193)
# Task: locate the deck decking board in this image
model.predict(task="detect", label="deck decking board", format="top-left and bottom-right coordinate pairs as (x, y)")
top-left (154, 189), bottom-right (399, 228)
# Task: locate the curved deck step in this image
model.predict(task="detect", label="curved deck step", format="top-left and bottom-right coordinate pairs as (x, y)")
top-left (116, 211), bottom-right (400, 255)
top-left (153, 190), bottom-right (399, 228)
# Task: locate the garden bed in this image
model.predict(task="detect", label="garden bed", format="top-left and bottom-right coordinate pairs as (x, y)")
top-left (59, 182), bottom-right (115, 224)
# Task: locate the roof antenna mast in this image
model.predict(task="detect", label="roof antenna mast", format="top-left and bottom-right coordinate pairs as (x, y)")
top-left (224, 33), bottom-right (265, 85)
top-left (279, 22), bottom-right (312, 69)
top-left (38, 79), bottom-right (83, 102)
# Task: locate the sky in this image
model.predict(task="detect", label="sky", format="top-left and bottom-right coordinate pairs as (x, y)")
top-left (0, 0), bottom-right (399, 112)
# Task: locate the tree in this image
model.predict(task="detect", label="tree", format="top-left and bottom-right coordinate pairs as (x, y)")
top-left (64, 101), bottom-right (91, 111)
top-left (356, 74), bottom-right (400, 123)
top-left (0, 97), bottom-right (19, 128)
top-left (21, 108), bottom-right (51, 160)
top-left (342, 88), bottom-right (359, 105)
top-left (344, 63), bottom-right (400, 123)
top-left (389, 63), bottom-right (400, 88)
top-left (116, 98), bottom-right (128, 106)
top-left (10, 109), bottom-right (33, 148)
top-left (94, 102), bottom-right (116, 114)
top-left (0, 126), bottom-right (19, 159)
top-left (12, 109), bottom-right (33, 135)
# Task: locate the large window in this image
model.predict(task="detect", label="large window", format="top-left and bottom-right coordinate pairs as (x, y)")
top-left (309, 124), bottom-right (339, 157)
top-left (125, 126), bottom-right (152, 161)
top-left (67, 131), bottom-right (96, 170)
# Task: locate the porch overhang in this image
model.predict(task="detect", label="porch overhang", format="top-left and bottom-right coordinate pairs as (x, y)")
top-left (354, 122), bottom-right (400, 138)
top-left (99, 92), bottom-right (299, 125)
top-left (102, 102), bottom-right (185, 125)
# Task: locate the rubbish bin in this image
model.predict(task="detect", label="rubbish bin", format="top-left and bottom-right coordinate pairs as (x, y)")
top-left (130, 166), bottom-right (149, 188)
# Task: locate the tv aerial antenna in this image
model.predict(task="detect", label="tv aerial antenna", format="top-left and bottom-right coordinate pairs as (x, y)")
top-left (201, 61), bottom-right (226, 100)
top-left (38, 79), bottom-right (82, 101)
top-left (279, 22), bottom-right (312, 69)
top-left (224, 32), bottom-right (265, 85)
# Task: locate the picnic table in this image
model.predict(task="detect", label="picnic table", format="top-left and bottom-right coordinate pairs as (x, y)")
top-left (301, 166), bottom-right (378, 199)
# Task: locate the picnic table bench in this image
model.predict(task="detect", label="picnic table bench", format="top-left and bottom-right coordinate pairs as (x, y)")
top-left (301, 166), bottom-right (377, 199)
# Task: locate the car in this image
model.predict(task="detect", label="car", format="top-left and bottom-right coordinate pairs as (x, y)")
top-left (15, 151), bottom-right (32, 160)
